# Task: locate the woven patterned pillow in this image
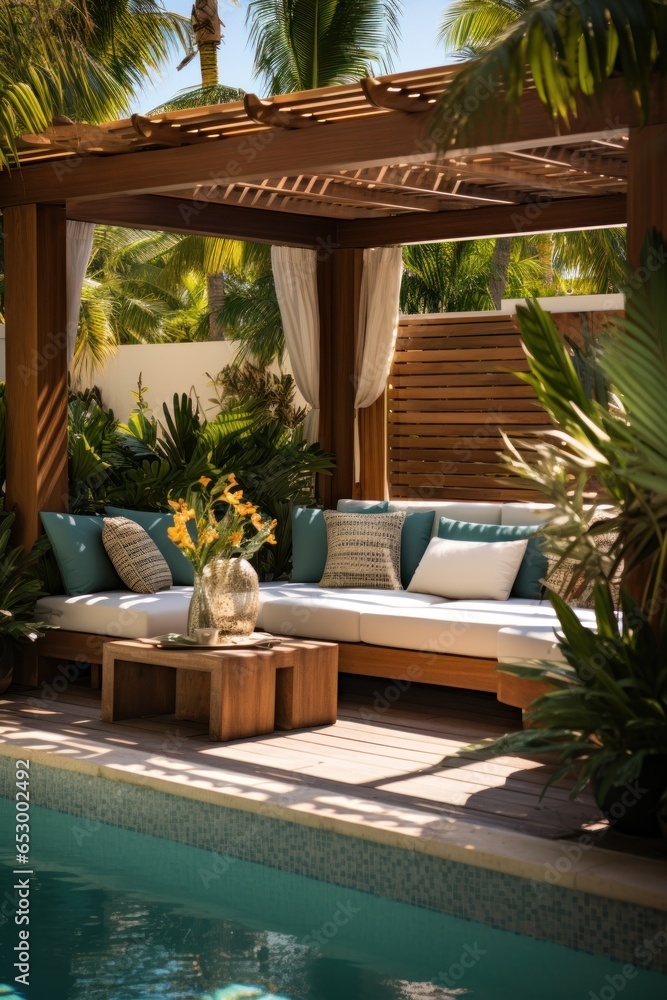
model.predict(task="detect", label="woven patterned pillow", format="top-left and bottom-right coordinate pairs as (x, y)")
top-left (319, 511), bottom-right (406, 589)
top-left (102, 517), bottom-right (173, 594)
top-left (544, 519), bottom-right (621, 608)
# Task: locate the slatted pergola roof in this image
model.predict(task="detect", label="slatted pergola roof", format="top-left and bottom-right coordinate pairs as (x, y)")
top-left (3, 63), bottom-right (630, 248)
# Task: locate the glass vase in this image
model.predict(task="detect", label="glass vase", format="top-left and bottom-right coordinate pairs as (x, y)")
top-left (188, 558), bottom-right (259, 637)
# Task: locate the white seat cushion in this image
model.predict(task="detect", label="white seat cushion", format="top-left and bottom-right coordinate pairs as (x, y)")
top-left (359, 599), bottom-right (598, 660)
top-left (36, 587), bottom-right (193, 639)
top-left (497, 625), bottom-right (569, 663)
top-left (257, 582), bottom-right (445, 643)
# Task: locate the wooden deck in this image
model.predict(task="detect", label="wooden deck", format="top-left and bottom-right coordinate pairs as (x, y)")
top-left (0, 673), bottom-right (605, 841)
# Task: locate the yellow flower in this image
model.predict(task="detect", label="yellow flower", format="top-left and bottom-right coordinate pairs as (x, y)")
top-left (223, 488), bottom-right (243, 506)
top-left (201, 527), bottom-right (219, 544)
top-left (250, 512), bottom-right (264, 530)
top-left (227, 473), bottom-right (238, 487)
top-left (266, 533), bottom-right (277, 545)
top-left (167, 499), bottom-right (180, 511)
top-left (229, 530), bottom-right (244, 546)
top-left (199, 476), bottom-right (212, 488)
top-left (236, 502), bottom-right (258, 517)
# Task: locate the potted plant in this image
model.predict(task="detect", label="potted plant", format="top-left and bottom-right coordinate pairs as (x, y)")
top-left (167, 473), bottom-right (277, 637)
top-left (0, 509), bottom-right (56, 693)
top-left (470, 236), bottom-right (667, 835)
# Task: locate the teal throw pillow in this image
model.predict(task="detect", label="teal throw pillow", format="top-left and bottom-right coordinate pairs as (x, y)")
top-left (40, 512), bottom-right (122, 596)
top-left (105, 506), bottom-right (194, 585)
top-left (437, 517), bottom-right (547, 599)
top-left (291, 502), bottom-right (388, 583)
top-left (399, 510), bottom-right (435, 588)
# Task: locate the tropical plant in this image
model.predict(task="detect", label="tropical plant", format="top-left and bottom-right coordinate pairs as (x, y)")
top-left (501, 235), bottom-right (667, 617)
top-left (63, 381), bottom-right (333, 579)
top-left (246, 0), bottom-right (402, 94)
top-left (432, 0), bottom-right (667, 145)
top-left (0, 509), bottom-right (55, 642)
top-left (461, 235), bottom-right (667, 833)
top-left (0, 0), bottom-right (191, 167)
top-left (212, 363), bottom-right (307, 427)
top-left (469, 585), bottom-right (667, 834)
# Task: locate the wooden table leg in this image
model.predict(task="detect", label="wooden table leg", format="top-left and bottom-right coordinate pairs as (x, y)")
top-left (175, 670), bottom-right (210, 723)
top-left (101, 656), bottom-right (176, 722)
top-left (275, 643), bottom-right (338, 730)
top-left (208, 651), bottom-right (276, 741)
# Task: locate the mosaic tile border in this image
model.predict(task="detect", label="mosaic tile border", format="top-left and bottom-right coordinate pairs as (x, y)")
top-left (1, 752), bottom-right (665, 974)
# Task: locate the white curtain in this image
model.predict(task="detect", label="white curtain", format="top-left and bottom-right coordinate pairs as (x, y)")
top-left (66, 220), bottom-right (95, 367)
top-left (271, 245), bottom-right (320, 443)
top-left (354, 245), bottom-right (403, 482)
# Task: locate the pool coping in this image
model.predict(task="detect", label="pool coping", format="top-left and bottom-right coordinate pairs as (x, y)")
top-left (1, 736), bottom-right (665, 915)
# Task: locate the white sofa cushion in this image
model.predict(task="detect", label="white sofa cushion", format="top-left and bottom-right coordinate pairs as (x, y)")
top-left (36, 587), bottom-right (193, 639)
top-left (497, 625), bottom-right (569, 663)
top-left (257, 582), bottom-right (445, 643)
top-left (359, 599), bottom-right (598, 659)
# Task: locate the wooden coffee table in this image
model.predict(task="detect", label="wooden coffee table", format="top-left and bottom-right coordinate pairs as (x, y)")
top-left (101, 638), bottom-right (338, 741)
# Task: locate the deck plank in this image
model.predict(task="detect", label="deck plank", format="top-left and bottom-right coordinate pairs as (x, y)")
top-left (0, 676), bottom-right (601, 840)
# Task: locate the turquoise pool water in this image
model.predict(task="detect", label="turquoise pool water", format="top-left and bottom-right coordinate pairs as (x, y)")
top-left (1, 799), bottom-right (666, 1000)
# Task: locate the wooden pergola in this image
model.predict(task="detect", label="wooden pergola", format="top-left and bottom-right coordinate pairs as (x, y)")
top-left (1, 64), bottom-right (663, 549)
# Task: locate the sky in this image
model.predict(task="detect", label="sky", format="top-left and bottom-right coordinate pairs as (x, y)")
top-left (137, 0), bottom-right (453, 113)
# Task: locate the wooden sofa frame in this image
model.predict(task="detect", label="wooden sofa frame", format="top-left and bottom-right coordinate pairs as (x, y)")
top-left (13, 630), bottom-right (545, 711)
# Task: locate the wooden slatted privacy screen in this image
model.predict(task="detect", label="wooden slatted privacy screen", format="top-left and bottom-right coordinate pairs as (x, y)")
top-left (388, 312), bottom-right (549, 502)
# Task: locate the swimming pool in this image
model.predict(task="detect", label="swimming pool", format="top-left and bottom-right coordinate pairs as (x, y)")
top-left (1, 785), bottom-right (666, 1000)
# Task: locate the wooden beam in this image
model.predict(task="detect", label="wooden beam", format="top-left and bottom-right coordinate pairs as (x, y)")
top-left (317, 249), bottom-right (363, 506)
top-left (336, 194), bottom-right (627, 247)
top-left (0, 77), bottom-right (651, 209)
top-left (0, 111), bottom-right (438, 207)
top-left (67, 194), bottom-right (337, 248)
top-left (4, 204), bottom-right (69, 549)
top-left (627, 124), bottom-right (667, 267)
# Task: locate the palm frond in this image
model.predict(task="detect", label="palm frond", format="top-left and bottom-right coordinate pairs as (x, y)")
top-left (431, 0), bottom-right (667, 147)
top-left (439, 0), bottom-right (530, 54)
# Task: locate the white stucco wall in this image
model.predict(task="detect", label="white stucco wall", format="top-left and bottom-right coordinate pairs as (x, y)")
top-left (82, 340), bottom-right (240, 421)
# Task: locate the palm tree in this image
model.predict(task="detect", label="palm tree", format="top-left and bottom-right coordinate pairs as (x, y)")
top-left (0, 1), bottom-right (191, 168)
top-left (191, 0), bottom-right (223, 88)
top-left (432, 0), bottom-right (667, 142)
top-left (400, 236), bottom-right (553, 313)
top-left (246, 0), bottom-right (402, 94)
top-left (73, 227), bottom-right (214, 380)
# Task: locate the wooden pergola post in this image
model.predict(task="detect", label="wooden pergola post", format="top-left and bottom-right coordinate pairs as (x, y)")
top-left (317, 247), bottom-right (363, 507)
top-left (627, 124), bottom-right (667, 267)
top-left (4, 204), bottom-right (69, 550)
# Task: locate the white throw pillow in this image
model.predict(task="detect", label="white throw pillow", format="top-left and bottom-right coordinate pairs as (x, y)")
top-left (407, 536), bottom-right (529, 601)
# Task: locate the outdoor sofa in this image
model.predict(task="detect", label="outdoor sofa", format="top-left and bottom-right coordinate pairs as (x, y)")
top-left (17, 499), bottom-right (593, 711)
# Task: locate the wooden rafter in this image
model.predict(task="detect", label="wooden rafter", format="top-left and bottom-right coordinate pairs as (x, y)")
top-left (361, 77), bottom-right (437, 113)
top-left (446, 155), bottom-right (622, 198)
top-left (333, 165), bottom-right (522, 205)
top-left (243, 93), bottom-right (321, 129)
top-left (506, 147), bottom-right (628, 181)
